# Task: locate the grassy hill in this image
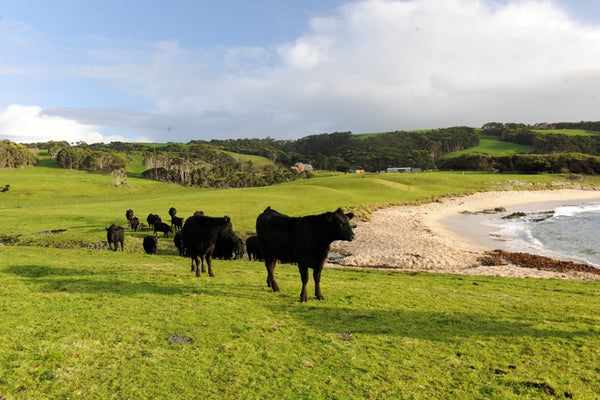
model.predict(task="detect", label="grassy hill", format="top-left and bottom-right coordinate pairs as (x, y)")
top-left (532, 129), bottom-right (600, 136)
top-left (0, 165), bottom-right (599, 398)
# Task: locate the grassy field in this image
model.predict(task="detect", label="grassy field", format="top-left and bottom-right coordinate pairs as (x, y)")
top-left (445, 134), bottom-right (532, 157)
top-left (1, 165), bottom-right (599, 398)
top-left (532, 129), bottom-right (600, 137)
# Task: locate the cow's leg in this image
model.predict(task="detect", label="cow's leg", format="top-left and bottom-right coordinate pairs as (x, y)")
top-left (200, 255), bottom-right (206, 273)
top-left (113, 242), bottom-right (118, 252)
top-left (196, 256), bottom-right (206, 277)
top-left (265, 258), bottom-right (279, 291)
top-left (313, 266), bottom-right (324, 300)
top-left (206, 254), bottom-right (214, 277)
top-left (191, 255), bottom-right (199, 274)
top-left (298, 264), bottom-right (309, 302)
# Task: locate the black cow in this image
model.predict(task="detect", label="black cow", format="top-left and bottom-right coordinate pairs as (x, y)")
top-left (130, 216), bottom-right (140, 231)
top-left (213, 232), bottom-right (244, 260)
top-left (245, 235), bottom-right (263, 261)
top-left (154, 221), bottom-right (173, 237)
top-left (147, 213), bottom-right (161, 230)
top-left (169, 207), bottom-right (177, 219)
top-left (1, 184), bottom-right (9, 192)
top-left (181, 215), bottom-right (234, 277)
top-left (171, 216), bottom-right (184, 231)
top-left (256, 207), bottom-right (354, 302)
top-left (126, 209), bottom-right (134, 222)
top-left (174, 232), bottom-right (187, 256)
top-left (143, 235), bottom-right (157, 254)
top-left (234, 236), bottom-right (245, 259)
top-left (106, 224), bottom-right (125, 251)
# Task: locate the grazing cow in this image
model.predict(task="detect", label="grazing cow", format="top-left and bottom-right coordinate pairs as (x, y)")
top-left (181, 215), bottom-right (234, 277)
top-left (154, 221), bottom-right (173, 237)
top-left (125, 209), bottom-right (134, 222)
top-left (147, 213), bottom-right (161, 230)
top-left (234, 236), bottom-right (245, 259)
top-left (2, 184), bottom-right (10, 192)
top-left (143, 235), bottom-right (157, 254)
top-left (130, 216), bottom-right (140, 232)
top-left (256, 207), bottom-right (354, 302)
top-left (171, 216), bottom-right (184, 231)
top-left (106, 224), bottom-right (125, 251)
top-left (174, 232), bottom-right (187, 256)
top-left (213, 232), bottom-right (244, 260)
top-left (245, 235), bottom-right (263, 261)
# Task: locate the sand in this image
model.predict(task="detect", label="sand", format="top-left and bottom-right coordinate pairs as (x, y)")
top-left (330, 189), bottom-right (600, 280)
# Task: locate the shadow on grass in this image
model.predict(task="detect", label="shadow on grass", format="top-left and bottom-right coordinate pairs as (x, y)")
top-left (266, 304), bottom-right (596, 342)
top-left (3, 264), bottom-right (202, 296)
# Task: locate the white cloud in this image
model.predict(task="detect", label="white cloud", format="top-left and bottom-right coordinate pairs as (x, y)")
top-left (0, 104), bottom-right (145, 144)
top-left (4, 0), bottom-right (600, 143)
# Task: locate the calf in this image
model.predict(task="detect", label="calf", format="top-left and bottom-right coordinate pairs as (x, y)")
top-left (174, 232), bottom-right (187, 256)
top-left (256, 207), bottom-right (354, 302)
top-left (154, 221), bottom-right (173, 237)
top-left (234, 236), bottom-right (245, 259)
top-left (245, 235), bottom-right (263, 261)
top-left (147, 213), bottom-right (161, 230)
top-left (130, 216), bottom-right (140, 232)
top-left (106, 224), bottom-right (125, 251)
top-left (143, 235), bottom-right (157, 254)
top-left (171, 216), bottom-right (184, 231)
top-left (213, 232), bottom-right (243, 260)
top-left (181, 215), bottom-right (234, 277)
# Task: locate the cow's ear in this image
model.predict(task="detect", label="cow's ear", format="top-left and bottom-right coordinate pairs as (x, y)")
top-left (346, 212), bottom-right (354, 220)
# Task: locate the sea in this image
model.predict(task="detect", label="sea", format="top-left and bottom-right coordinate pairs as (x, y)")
top-left (443, 199), bottom-right (600, 268)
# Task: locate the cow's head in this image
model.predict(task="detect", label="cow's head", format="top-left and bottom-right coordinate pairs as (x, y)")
top-left (326, 208), bottom-right (355, 242)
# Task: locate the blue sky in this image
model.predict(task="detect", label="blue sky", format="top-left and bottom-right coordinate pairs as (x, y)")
top-left (2, 0), bottom-right (600, 144)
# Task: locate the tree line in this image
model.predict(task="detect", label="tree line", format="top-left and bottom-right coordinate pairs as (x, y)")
top-left (0, 140), bottom-right (38, 168)
top-left (482, 122), bottom-right (600, 155)
top-left (438, 153), bottom-right (600, 174)
top-left (141, 143), bottom-right (309, 188)
top-left (206, 127), bottom-right (480, 172)
top-left (55, 147), bottom-right (126, 173)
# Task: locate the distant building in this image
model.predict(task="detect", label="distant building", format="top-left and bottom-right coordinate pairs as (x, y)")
top-left (386, 167), bottom-right (421, 173)
top-left (351, 169), bottom-right (365, 174)
top-left (386, 167), bottom-right (412, 173)
top-left (291, 162), bottom-right (314, 172)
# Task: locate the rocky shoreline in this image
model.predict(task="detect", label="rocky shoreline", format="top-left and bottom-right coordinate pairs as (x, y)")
top-left (331, 189), bottom-right (600, 280)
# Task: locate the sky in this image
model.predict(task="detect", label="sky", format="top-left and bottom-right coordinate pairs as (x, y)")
top-left (2, 0), bottom-right (600, 144)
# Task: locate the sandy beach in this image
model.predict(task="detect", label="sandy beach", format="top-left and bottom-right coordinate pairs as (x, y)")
top-left (331, 189), bottom-right (600, 280)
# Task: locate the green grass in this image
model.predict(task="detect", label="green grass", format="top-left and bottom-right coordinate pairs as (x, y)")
top-left (353, 129), bottom-right (435, 140)
top-left (1, 165), bottom-right (600, 398)
top-left (446, 134), bottom-right (532, 157)
top-left (0, 247), bottom-right (598, 399)
top-left (222, 151), bottom-right (276, 167)
top-left (532, 129), bottom-right (600, 136)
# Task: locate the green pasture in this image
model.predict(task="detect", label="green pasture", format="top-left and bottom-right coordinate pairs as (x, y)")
top-left (532, 129), bottom-right (600, 136)
top-left (444, 134), bottom-right (532, 157)
top-left (1, 166), bottom-right (598, 248)
top-left (0, 246), bottom-right (598, 399)
top-left (1, 165), bottom-right (600, 398)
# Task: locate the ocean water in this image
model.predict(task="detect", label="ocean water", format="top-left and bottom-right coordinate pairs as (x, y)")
top-left (476, 201), bottom-right (600, 267)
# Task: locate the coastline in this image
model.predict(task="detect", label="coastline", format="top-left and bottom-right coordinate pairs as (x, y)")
top-left (331, 189), bottom-right (600, 280)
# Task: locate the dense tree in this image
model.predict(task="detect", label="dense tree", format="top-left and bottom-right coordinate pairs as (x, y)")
top-left (56, 147), bottom-right (125, 172)
top-left (0, 140), bottom-right (38, 168)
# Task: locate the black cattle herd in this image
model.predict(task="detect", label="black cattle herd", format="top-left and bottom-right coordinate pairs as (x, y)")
top-left (106, 206), bottom-right (355, 301)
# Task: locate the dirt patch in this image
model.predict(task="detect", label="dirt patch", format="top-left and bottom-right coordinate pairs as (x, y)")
top-left (36, 229), bottom-right (67, 235)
